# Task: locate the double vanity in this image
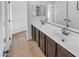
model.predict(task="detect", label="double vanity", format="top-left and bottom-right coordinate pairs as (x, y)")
top-left (29, 1), bottom-right (79, 57)
top-left (31, 20), bottom-right (79, 57)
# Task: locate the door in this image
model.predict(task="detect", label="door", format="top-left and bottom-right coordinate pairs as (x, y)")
top-left (9, 1), bottom-right (12, 47)
top-left (5, 1), bottom-right (12, 52)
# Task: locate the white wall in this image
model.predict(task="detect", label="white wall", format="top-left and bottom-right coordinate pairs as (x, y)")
top-left (12, 1), bottom-right (27, 34)
top-left (27, 2), bottom-right (32, 40)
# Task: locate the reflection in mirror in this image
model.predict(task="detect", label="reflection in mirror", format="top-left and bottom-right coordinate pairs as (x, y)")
top-left (40, 5), bottom-right (46, 16)
top-left (47, 4), bottom-right (55, 23)
top-left (55, 2), bottom-right (67, 27)
top-left (32, 3), bottom-right (48, 24)
top-left (47, 1), bottom-right (67, 27)
top-left (68, 1), bottom-right (79, 31)
top-left (47, 2), bottom-right (68, 27)
top-left (36, 5), bottom-right (46, 16)
top-left (36, 6), bottom-right (40, 16)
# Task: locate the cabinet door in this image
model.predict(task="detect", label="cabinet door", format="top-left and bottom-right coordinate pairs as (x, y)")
top-left (36, 28), bottom-right (40, 46)
top-left (31, 25), bottom-right (33, 39)
top-left (56, 44), bottom-right (74, 57)
top-left (40, 31), bottom-right (46, 54)
top-left (31, 25), bottom-right (36, 41)
top-left (46, 36), bottom-right (56, 57)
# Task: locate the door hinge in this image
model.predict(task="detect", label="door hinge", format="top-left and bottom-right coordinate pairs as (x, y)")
top-left (9, 19), bottom-right (10, 22)
top-left (8, 1), bottom-right (10, 4)
top-left (9, 37), bottom-right (11, 40)
top-left (4, 38), bottom-right (6, 43)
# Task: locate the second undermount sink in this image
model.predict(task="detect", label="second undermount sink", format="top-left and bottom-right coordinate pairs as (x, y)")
top-left (52, 28), bottom-right (71, 42)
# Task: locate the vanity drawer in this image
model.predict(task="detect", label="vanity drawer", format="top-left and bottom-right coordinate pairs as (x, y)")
top-left (56, 44), bottom-right (75, 57)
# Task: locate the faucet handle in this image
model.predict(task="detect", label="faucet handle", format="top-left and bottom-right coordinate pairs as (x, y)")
top-left (68, 19), bottom-right (71, 22)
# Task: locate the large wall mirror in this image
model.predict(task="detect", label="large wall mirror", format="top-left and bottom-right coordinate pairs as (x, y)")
top-left (47, 1), bottom-right (79, 32)
top-left (32, 1), bottom-right (79, 32)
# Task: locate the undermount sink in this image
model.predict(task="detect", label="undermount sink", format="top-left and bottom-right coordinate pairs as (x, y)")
top-left (52, 29), bottom-right (71, 42)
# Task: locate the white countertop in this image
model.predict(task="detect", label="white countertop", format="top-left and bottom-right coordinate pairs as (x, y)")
top-left (32, 20), bottom-right (79, 57)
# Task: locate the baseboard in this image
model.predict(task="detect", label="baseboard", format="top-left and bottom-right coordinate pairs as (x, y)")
top-left (12, 27), bottom-right (27, 35)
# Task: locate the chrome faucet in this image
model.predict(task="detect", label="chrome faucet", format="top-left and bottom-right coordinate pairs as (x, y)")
top-left (62, 27), bottom-right (69, 36)
top-left (62, 18), bottom-right (71, 36)
top-left (61, 2), bottom-right (71, 36)
top-left (40, 18), bottom-right (47, 25)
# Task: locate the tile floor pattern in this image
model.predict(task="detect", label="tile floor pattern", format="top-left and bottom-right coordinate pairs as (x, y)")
top-left (8, 31), bottom-right (45, 57)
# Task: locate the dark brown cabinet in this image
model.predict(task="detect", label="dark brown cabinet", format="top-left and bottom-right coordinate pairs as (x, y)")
top-left (46, 36), bottom-right (56, 57)
top-left (31, 25), bottom-right (33, 38)
top-left (31, 25), bottom-right (40, 46)
top-left (35, 28), bottom-right (40, 46)
top-left (31, 24), bottom-right (75, 57)
top-left (56, 44), bottom-right (74, 57)
top-left (40, 31), bottom-right (46, 54)
top-left (31, 25), bottom-right (36, 41)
